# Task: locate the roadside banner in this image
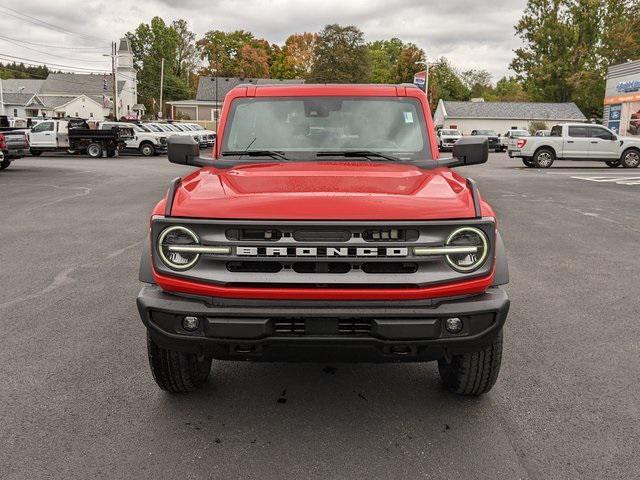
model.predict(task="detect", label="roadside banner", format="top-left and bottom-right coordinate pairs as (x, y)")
top-left (413, 71), bottom-right (427, 92)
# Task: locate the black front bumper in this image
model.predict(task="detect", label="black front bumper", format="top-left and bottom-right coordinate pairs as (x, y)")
top-left (137, 285), bottom-right (509, 362)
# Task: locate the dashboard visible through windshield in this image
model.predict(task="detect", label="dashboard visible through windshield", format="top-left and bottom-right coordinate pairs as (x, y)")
top-left (221, 96), bottom-right (432, 162)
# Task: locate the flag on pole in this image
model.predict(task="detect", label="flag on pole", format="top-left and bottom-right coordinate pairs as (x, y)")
top-left (413, 71), bottom-right (427, 92)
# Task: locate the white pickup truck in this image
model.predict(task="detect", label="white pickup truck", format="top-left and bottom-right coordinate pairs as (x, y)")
top-left (508, 123), bottom-right (640, 168)
top-left (99, 121), bottom-right (167, 156)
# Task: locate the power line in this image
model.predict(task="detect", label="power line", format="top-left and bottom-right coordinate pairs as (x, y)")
top-left (0, 5), bottom-right (104, 44)
top-left (0, 37), bottom-right (111, 64)
top-left (0, 54), bottom-right (109, 73)
top-left (0, 34), bottom-right (109, 51)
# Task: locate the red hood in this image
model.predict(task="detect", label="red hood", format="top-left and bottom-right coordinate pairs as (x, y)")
top-left (169, 162), bottom-right (479, 220)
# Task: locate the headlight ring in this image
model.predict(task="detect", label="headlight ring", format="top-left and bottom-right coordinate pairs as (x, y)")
top-left (444, 226), bottom-right (489, 273)
top-left (157, 226), bottom-right (201, 270)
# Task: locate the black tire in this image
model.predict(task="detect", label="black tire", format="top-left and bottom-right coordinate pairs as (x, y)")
top-left (605, 160), bottom-right (620, 168)
top-left (438, 330), bottom-right (503, 396)
top-left (533, 148), bottom-right (555, 168)
top-left (66, 148), bottom-right (77, 155)
top-left (0, 159), bottom-right (11, 170)
top-left (87, 143), bottom-right (103, 158)
top-left (522, 158), bottom-right (534, 167)
top-left (30, 148), bottom-right (42, 156)
top-left (147, 333), bottom-right (212, 393)
top-left (139, 142), bottom-right (155, 157)
top-left (106, 149), bottom-right (116, 158)
top-left (620, 149), bottom-right (640, 168)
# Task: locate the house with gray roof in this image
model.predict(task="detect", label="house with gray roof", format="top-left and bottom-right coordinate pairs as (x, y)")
top-left (0, 38), bottom-right (142, 121)
top-left (167, 76), bottom-right (304, 126)
top-left (433, 99), bottom-right (587, 135)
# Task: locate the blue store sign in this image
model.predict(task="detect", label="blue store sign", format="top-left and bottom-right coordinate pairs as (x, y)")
top-left (608, 104), bottom-right (622, 134)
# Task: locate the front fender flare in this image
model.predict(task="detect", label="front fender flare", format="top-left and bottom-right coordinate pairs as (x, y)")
top-left (492, 231), bottom-right (509, 286)
top-left (138, 233), bottom-right (154, 284)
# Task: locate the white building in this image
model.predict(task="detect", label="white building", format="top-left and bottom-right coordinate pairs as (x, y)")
top-left (433, 99), bottom-right (587, 135)
top-left (0, 38), bottom-right (142, 121)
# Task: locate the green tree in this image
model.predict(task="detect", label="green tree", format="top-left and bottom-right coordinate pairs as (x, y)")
top-left (309, 24), bottom-right (370, 83)
top-left (511, 0), bottom-right (640, 117)
top-left (367, 38), bottom-right (404, 83)
top-left (493, 76), bottom-right (532, 102)
top-left (0, 62), bottom-right (49, 80)
top-left (428, 57), bottom-right (469, 110)
top-left (460, 69), bottom-right (494, 99)
top-left (270, 33), bottom-right (317, 79)
top-left (393, 43), bottom-right (426, 84)
top-left (197, 30), bottom-right (274, 78)
top-left (126, 17), bottom-right (196, 116)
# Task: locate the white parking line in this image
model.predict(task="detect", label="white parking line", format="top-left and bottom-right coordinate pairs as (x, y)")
top-left (571, 176), bottom-right (640, 185)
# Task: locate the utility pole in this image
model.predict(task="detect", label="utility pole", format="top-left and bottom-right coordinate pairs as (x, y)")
top-left (111, 41), bottom-right (118, 120)
top-left (0, 78), bottom-right (5, 116)
top-left (159, 58), bottom-right (165, 119)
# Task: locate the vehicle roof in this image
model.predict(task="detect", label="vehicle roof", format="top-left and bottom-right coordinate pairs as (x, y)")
top-left (232, 83), bottom-right (422, 97)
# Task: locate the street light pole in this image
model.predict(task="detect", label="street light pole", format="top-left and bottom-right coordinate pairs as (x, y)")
top-left (159, 58), bottom-right (165, 119)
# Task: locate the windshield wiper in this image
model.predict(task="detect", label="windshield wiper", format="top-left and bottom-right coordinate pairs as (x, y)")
top-left (316, 150), bottom-right (402, 162)
top-left (221, 150), bottom-right (289, 161)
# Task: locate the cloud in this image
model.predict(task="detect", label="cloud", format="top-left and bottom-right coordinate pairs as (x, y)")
top-left (0, 0), bottom-right (526, 79)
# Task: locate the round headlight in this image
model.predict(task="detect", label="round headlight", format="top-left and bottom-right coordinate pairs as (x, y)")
top-left (445, 227), bottom-right (489, 272)
top-left (158, 226), bottom-right (200, 270)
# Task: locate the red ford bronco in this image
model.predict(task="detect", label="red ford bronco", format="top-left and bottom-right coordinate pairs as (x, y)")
top-left (137, 84), bottom-right (509, 396)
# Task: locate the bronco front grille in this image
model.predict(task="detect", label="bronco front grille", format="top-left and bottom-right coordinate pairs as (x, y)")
top-left (152, 219), bottom-right (496, 287)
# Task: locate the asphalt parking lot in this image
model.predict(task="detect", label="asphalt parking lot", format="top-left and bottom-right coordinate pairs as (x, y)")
top-left (1, 152), bottom-right (638, 480)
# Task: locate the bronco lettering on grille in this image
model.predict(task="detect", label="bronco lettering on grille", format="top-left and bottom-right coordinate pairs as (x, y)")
top-left (236, 246), bottom-right (409, 257)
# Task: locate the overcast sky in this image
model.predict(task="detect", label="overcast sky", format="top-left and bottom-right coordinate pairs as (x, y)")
top-left (0, 0), bottom-right (527, 81)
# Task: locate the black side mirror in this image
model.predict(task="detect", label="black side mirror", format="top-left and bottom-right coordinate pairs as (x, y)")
top-left (167, 136), bottom-right (209, 167)
top-left (451, 137), bottom-right (488, 166)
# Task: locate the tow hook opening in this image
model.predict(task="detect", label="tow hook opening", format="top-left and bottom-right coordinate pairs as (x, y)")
top-left (387, 345), bottom-right (415, 356)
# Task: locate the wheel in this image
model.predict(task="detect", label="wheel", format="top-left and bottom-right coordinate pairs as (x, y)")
top-left (620, 149), bottom-right (640, 168)
top-left (0, 159), bottom-right (11, 170)
top-left (106, 149), bottom-right (116, 158)
top-left (66, 149), bottom-right (77, 155)
top-left (139, 142), bottom-right (155, 157)
top-left (533, 148), bottom-right (555, 168)
top-left (605, 160), bottom-right (620, 168)
top-left (146, 333), bottom-right (212, 393)
top-left (30, 149), bottom-right (42, 156)
top-left (438, 330), bottom-right (503, 396)
top-left (87, 143), bottom-right (103, 158)
top-left (522, 158), bottom-right (534, 167)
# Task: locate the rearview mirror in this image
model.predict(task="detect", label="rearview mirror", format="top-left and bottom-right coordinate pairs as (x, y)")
top-left (451, 137), bottom-right (488, 166)
top-left (167, 136), bottom-right (208, 167)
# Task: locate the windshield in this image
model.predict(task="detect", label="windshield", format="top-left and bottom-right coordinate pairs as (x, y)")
top-left (146, 124), bottom-right (163, 132)
top-left (172, 124), bottom-right (187, 131)
top-left (511, 130), bottom-right (529, 137)
top-left (163, 124), bottom-right (180, 132)
top-left (221, 97), bottom-right (432, 161)
top-left (441, 129), bottom-right (461, 136)
top-left (190, 124), bottom-right (204, 130)
top-left (474, 130), bottom-right (496, 136)
top-left (137, 124), bottom-right (151, 132)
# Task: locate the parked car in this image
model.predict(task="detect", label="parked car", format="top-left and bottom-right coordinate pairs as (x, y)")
top-left (182, 123), bottom-right (216, 147)
top-left (28, 118), bottom-right (134, 158)
top-left (470, 129), bottom-right (501, 152)
top-left (0, 115), bottom-right (30, 169)
top-left (436, 128), bottom-right (462, 151)
top-left (500, 129), bottom-right (529, 152)
top-left (509, 123), bottom-right (640, 168)
top-left (146, 122), bottom-right (195, 144)
top-left (99, 121), bottom-right (167, 156)
top-left (137, 83), bottom-right (510, 397)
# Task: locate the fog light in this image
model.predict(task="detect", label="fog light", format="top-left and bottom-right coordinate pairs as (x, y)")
top-left (445, 317), bottom-right (463, 334)
top-left (182, 316), bottom-right (200, 331)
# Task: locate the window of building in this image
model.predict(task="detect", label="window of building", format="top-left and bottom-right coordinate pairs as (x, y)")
top-left (90, 113), bottom-right (94, 118)
top-left (13, 108), bottom-right (18, 116)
